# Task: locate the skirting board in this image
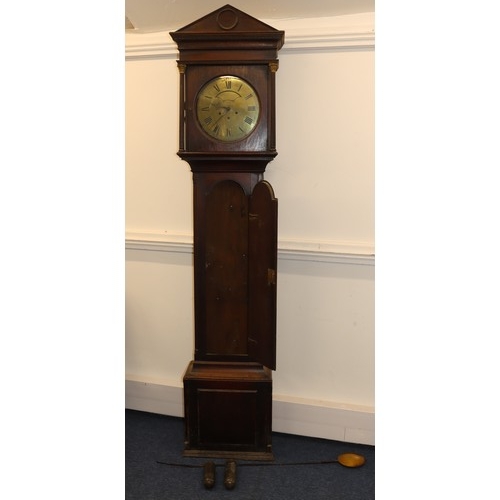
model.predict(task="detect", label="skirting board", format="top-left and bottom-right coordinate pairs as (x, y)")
top-left (125, 379), bottom-right (374, 446)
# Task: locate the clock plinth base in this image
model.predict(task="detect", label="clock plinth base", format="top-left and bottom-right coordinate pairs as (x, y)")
top-left (183, 448), bottom-right (274, 461)
top-left (183, 360), bottom-right (274, 461)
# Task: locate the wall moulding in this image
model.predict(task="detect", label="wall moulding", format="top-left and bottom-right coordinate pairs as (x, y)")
top-left (125, 231), bottom-right (374, 266)
top-left (125, 13), bottom-right (374, 60)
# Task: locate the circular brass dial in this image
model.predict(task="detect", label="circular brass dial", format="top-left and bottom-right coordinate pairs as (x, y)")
top-left (196, 75), bottom-right (260, 142)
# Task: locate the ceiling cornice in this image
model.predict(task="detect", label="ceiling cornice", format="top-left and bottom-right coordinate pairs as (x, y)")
top-left (125, 13), bottom-right (375, 60)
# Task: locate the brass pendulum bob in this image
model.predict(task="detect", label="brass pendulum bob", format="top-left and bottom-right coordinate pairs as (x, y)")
top-left (336, 453), bottom-right (366, 468)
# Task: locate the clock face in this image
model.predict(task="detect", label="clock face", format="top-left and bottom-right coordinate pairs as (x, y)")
top-left (196, 75), bottom-right (260, 142)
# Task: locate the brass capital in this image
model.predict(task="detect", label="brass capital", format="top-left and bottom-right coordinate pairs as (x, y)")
top-left (269, 62), bottom-right (279, 73)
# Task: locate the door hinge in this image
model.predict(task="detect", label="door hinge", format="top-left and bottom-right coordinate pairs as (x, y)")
top-left (267, 268), bottom-right (276, 286)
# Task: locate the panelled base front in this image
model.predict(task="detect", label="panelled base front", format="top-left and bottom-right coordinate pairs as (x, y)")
top-left (183, 360), bottom-right (274, 460)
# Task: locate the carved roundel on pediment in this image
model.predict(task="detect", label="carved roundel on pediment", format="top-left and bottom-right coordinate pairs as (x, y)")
top-left (217, 8), bottom-right (239, 30)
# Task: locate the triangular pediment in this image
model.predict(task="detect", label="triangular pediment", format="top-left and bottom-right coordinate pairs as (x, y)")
top-left (174, 4), bottom-right (282, 36)
top-left (170, 5), bottom-right (284, 62)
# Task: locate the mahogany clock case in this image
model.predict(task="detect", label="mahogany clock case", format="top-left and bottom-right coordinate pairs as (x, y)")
top-left (169, 4), bottom-right (283, 460)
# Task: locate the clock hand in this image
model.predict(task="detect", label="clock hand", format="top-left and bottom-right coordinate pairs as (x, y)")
top-left (212, 107), bottom-right (231, 126)
top-left (219, 97), bottom-right (245, 115)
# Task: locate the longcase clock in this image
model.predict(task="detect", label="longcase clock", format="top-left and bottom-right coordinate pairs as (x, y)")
top-left (170, 4), bottom-right (284, 460)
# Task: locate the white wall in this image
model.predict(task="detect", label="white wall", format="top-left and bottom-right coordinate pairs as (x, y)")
top-left (125, 12), bottom-right (375, 444)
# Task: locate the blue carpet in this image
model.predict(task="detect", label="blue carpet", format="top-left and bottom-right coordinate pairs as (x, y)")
top-left (126, 409), bottom-right (374, 499)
